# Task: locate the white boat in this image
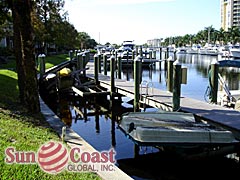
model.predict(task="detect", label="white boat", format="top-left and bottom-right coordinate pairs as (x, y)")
top-left (176, 47), bottom-right (187, 54)
top-left (117, 41), bottom-right (135, 65)
top-left (229, 44), bottom-right (240, 58)
top-left (218, 46), bottom-right (232, 58)
top-left (186, 44), bottom-right (201, 54)
top-left (199, 44), bottom-right (219, 56)
top-left (119, 111), bottom-right (236, 145)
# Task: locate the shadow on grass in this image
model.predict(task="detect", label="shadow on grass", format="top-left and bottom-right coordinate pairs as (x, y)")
top-left (0, 71), bottom-right (18, 109)
top-left (0, 54), bottom-right (71, 132)
top-left (0, 71), bottom-right (58, 134)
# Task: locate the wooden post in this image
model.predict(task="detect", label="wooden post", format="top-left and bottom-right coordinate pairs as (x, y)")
top-left (174, 50), bottom-right (177, 60)
top-left (153, 50), bottom-right (156, 59)
top-left (172, 60), bottom-right (182, 111)
top-left (134, 56), bottom-right (142, 112)
top-left (85, 51), bottom-right (90, 66)
top-left (103, 53), bottom-right (108, 75)
top-left (98, 53), bottom-right (102, 73)
top-left (82, 53), bottom-right (86, 77)
top-left (139, 46), bottom-right (143, 57)
top-left (167, 56), bottom-right (174, 92)
top-left (126, 50), bottom-right (129, 66)
top-left (160, 47), bottom-right (162, 60)
top-left (132, 49), bottom-right (135, 61)
top-left (39, 54), bottom-right (46, 78)
top-left (75, 50), bottom-right (78, 58)
top-left (117, 54), bottom-right (122, 79)
top-left (110, 55), bottom-right (115, 94)
top-left (136, 46), bottom-right (139, 56)
top-left (94, 54), bottom-right (98, 84)
top-left (69, 50), bottom-right (73, 61)
top-left (149, 51), bottom-right (152, 60)
top-left (76, 53), bottom-right (81, 71)
top-left (210, 60), bottom-right (219, 104)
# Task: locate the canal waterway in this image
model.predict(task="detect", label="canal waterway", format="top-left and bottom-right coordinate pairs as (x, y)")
top-left (43, 53), bottom-right (240, 180)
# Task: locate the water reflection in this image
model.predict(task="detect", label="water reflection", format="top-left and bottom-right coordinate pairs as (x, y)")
top-left (118, 53), bottom-right (240, 101)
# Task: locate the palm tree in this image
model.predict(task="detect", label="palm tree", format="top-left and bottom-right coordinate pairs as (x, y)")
top-left (227, 27), bottom-right (240, 44)
top-left (204, 25), bottom-right (215, 44)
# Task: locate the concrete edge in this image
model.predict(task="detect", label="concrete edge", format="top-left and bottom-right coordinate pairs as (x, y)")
top-left (39, 96), bottom-right (133, 180)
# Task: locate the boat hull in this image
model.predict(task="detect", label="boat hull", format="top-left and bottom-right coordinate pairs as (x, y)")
top-left (119, 112), bottom-right (236, 146)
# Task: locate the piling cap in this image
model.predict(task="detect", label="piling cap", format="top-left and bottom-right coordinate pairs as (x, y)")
top-left (77, 53), bottom-right (81, 56)
top-left (167, 56), bottom-right (174, 61)
top-left (211, 59), bottom-right (220, 65)
top-left (110, 55), bottom-right (115, 60)
top-left (134, 55), bottom-right (142, 61)
top-left (38, 54), bottom-right (46, 58)
top-left (82, 53), bottom-right (86, 57)
top-left (94, 54), bottom-right (99, 58)
top-left (173, 60), bottom-right (181, 65)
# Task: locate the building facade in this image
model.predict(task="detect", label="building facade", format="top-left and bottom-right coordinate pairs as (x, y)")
top-left (221, 0), bottom-right (240, 31)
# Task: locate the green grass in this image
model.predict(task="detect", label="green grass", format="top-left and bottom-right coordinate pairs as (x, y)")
top-left (0, 54), bottom-right (101, 180)
top-left (44, 54), bottom-right (70, 69)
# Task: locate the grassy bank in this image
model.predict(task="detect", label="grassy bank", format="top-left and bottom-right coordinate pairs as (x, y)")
top-left (0, 54), bottom-right (101, 180)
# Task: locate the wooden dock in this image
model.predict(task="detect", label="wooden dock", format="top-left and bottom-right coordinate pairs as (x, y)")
top-left (85, 61), bottom-right (240, 139)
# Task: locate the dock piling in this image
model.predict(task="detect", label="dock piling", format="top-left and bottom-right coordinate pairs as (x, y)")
top-left (172, 60), bottom-right (182, 111)
top-left (210, 60), bottom-right (220, 104)
top-left (103, 53), bottom-right (108, 75)
top-left (134, 56), bottom-right (142, 112)
top-left (82, 53), bottom-right (86, 77)
top-left (117, 54), bottom-right (122, 79)
top-left (76, 53), bottom-right (82, 71)
top-left (167, 56), bottom-right (174, 92)
top-left (98, 53), bottom-right (102, 73)
top-left (110, 55), bottom-right (116, 94)
top-left (39, 54), bottom-right (46, 78)
top-left (69, 50), bottom-right (74, 61)
top-left (159, 47), bottom-right (162, 60)
top-left (94, 54), bottom-right (99, 84)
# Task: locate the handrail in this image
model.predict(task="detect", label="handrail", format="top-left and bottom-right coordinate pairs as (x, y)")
top-left (140, 80), bottom-right (154, 96)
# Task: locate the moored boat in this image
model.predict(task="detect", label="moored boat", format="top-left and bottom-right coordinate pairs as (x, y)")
top-left (119, 111), bottom-right (237, 146)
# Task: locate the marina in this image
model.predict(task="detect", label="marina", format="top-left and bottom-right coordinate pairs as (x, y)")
top-left (38, 51), bottom-right (240, 179)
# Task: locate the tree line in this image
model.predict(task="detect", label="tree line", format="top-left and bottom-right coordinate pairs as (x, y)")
top-left (162, 25), bottom-right (240, 47)
top-left (0, 0), bottom-right (97, 55)
top-left (0, 0), bottom-right (98, 113)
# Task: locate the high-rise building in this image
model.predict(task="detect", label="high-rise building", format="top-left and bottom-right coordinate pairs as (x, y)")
top-left (221, 0), bottom-right (240, 31)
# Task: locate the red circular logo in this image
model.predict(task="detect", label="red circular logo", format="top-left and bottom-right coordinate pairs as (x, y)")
top-left (38, 141), bottom-right (68, 174)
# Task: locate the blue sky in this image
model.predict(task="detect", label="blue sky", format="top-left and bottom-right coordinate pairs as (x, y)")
top-left (64, 0), bottom-right (220, 45)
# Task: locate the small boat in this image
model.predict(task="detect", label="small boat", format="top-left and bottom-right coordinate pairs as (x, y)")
top-left (119, 111), bottom-right (237, 146)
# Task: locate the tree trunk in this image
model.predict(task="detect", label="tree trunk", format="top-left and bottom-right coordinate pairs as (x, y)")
top-left (11, 0), bottom-right (40, 113)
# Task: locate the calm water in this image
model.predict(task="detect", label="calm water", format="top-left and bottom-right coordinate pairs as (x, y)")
top-left (46, 53), bottom-right (240, 180)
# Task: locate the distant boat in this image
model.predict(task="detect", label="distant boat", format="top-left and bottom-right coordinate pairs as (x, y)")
top-left (186, 44), bottom-right (201, 54)
top-left (199, 43), bottom-right (219, 56)
top-left (117, 41), bottom-right (135, 65)
top-left (229, 43), bottom-right (240, 58)
top-left (176, 47), bottom-right (187, 54)
top-left (119, 111), bottom-right (237, 146)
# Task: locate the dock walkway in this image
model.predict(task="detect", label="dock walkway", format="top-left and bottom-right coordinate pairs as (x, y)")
top-left (85, 62), bottom-right (240, 138)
